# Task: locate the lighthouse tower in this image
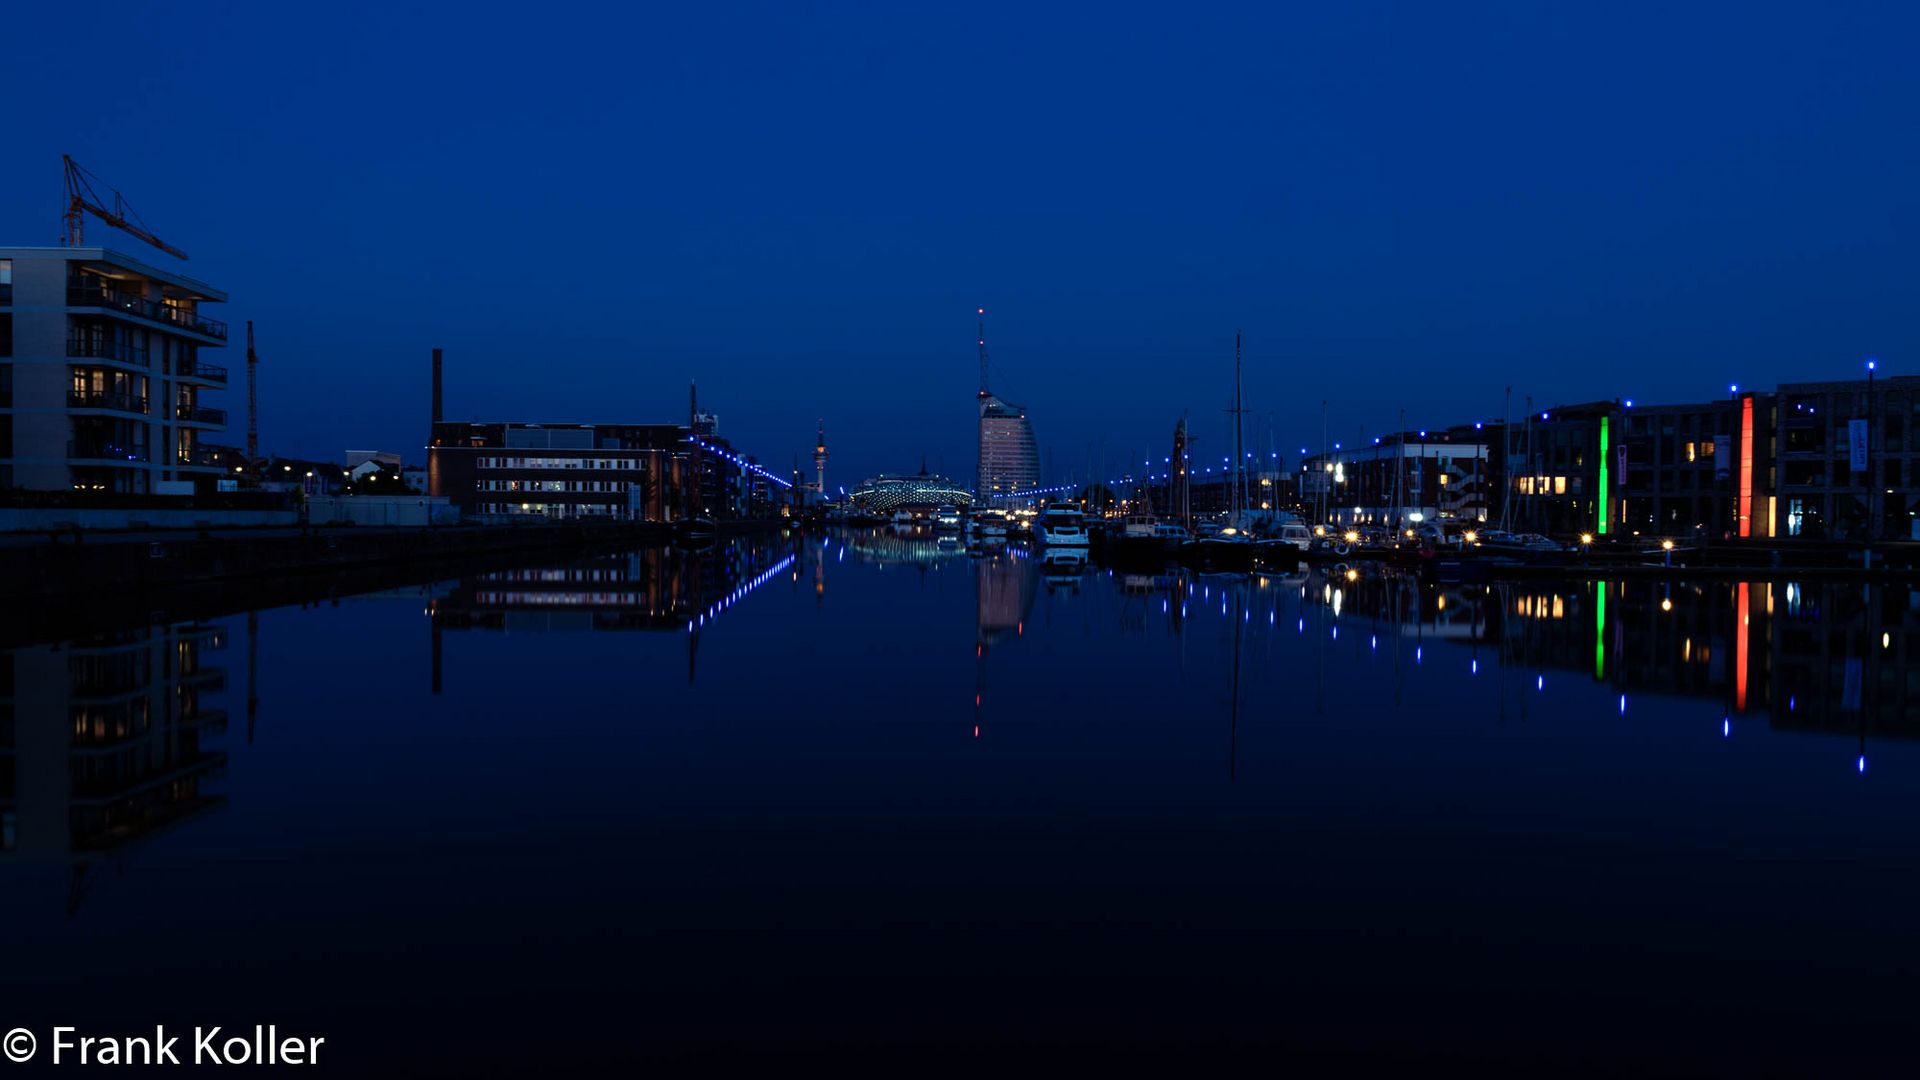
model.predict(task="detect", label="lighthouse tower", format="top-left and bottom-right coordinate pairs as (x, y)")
top-left (813, 420), bottom-right (829, 503)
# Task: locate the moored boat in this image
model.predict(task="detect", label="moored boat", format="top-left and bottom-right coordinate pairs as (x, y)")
top-left (1038, 502), bottom-right (1091, 547)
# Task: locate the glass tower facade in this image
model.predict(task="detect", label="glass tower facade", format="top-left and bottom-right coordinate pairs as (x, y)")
top-left (977, 391), bottom-right (1038, 504)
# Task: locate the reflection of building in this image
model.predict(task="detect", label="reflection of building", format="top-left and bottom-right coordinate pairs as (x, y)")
top-left (1461, 575), bottom-right (1920, 741)
top-left (851, 471), bottom-right (974, 513)
top-left (844, 529), bottom-right (970, 568)
top-left (432, 543), bottom-right (794, 634)
top-left (0, 247), bottom-right (230, 493)
top-left (0, 623), bottom-right (229, 908)
top-left (975, 549), bottom-right (1037, 647)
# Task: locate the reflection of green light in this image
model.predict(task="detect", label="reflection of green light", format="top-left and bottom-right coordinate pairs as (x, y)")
top-left (1597, 416), bottom-right (1610, 535)
top-left (1594, 583), bottom-right (1607, 680)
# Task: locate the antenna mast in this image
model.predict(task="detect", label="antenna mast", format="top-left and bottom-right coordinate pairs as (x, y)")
top-left (976, 307), bottom-right (989, 394)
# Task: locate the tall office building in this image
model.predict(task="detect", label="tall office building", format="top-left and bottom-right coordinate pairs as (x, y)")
top-left (0, 247), bottom-right (230, 493)
top-left (973, 310), bottom-right (1038, 503)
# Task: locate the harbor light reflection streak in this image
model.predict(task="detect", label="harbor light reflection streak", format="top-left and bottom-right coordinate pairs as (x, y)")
top-left (690, 555), bottom-right (795, 631)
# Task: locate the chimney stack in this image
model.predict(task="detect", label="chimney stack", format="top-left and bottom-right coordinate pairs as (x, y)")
top-left (431, 347), bottom-right (443, 428)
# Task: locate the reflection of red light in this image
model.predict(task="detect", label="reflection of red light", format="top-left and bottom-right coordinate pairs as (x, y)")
top-left (973, 725), bottom-right (979, 737)
top-left (1017, 622), bottom-right (1023, 635)
top-left (974, 694), bottom-right (980, 706)
top-left (1735, 582), bottom-right (1749, 711)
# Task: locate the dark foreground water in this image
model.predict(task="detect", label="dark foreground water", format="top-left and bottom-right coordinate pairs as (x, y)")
top-left (3, 530), bottom-right (1918, 1072)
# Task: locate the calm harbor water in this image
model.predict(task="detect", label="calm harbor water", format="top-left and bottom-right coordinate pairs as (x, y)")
top-left (4, 529), bottom-right (1918, 1070)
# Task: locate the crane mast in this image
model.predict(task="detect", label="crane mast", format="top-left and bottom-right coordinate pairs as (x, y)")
top-left (62, 154), bottom-right (189, 260)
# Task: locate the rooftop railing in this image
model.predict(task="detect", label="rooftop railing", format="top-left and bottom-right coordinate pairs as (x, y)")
top-left (67, 282), bottom-right (228, 341)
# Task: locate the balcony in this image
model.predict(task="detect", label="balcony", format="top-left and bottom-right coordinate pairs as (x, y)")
top-left (69, 440), bottom-right (150, 464)
top-left (176, 446), bottom-right (220, 468)
top-left (69, 390), bottom-right (150, 415)
top-left (68, 337), bottom-right (151, 367)
top-left (180, 361), bottom-right (228, 385)
top-left (175, 404), bottom-right (227, 426)
top-left (67, 282), bottom-right (228, 341)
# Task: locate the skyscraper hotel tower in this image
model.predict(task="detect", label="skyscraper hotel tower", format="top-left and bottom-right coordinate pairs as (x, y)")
top-left (974, 310), bottom-right (1038, 504)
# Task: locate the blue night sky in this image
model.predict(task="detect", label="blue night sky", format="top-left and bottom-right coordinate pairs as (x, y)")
top-left (2, 3), bottom-right (1915, 487)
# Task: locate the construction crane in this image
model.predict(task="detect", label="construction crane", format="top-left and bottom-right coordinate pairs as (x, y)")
top-left (62, 154), bottom-right (188, 260)
top-left (246, 321), bottom-right (261, 469)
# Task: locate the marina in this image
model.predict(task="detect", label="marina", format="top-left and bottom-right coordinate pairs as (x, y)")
top-left (4, 530), bottom-right (1916, 1071)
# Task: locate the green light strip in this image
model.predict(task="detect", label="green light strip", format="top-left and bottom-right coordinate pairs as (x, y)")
top-left (1597, 416), bottom-right (1610, 535)
top-left (1594, 583), bottom-right (1607, 681)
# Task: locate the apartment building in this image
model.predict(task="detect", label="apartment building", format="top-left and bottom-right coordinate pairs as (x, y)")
top-left (0, 247), bottom-right (229, 494)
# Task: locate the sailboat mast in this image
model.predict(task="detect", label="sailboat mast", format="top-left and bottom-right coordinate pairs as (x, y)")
top-left (1499, 386), bottom-right (1513, 530)
top-left (1394, 407), bottom-right (1405, 529)
top-left (1319, 399), bottom-right (1329, 525)
top-left (1233, 331), bottom-right (1244, 519)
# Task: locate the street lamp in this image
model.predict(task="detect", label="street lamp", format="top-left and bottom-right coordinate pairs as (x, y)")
top-left (1867, 357), bottom-right (1879, 547)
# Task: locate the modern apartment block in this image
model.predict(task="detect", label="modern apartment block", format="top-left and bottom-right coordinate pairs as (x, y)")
top-left (1303, 426), bottom-right (1495, 527)
top-left (1614, 399), bottom-right (1745, 541)
top-left (429, 422), bottom-right (689, 520)
top-left (1773, 376), bottom-right (1920, 541)
top-left (0, 247), bottom-right (229, 494)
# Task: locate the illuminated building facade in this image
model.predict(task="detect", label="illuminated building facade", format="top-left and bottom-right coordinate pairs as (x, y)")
top-left (977, 392), bottom-right (1038, 504)
top-left (0, 247), bottom-right (230, 494)
top-left (1614, 399), bottom-right (1748, 540)
top-left (430, 421), bottom-right (785, 521)
top-left (1502, 402), bottom-right (1616, 536)
top-left (1302, 426), bottom-right (1493, 526)
top-left (1772, 376), bottom-right (1920, 540)
top-left (850, 471), bottom-right (974, 513)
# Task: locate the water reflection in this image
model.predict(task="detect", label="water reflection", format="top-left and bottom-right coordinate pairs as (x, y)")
top-left (3, 533), bottom-right (1919, 1067)
top-left (6, 537), bottom-right (1913, 922)
top-left (0, 623), bottom-right (229, 914)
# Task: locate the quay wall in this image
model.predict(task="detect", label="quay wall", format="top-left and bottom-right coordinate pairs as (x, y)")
top-left (0, 507), bottom-right (298, 531)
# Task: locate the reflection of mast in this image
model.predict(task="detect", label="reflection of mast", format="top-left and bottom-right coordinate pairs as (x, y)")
top-left (247, 611), bottom-right (260, 742)
top-left (686, 547), bottom-right (704, 685)
top-left (430, 610), bottom-right (442, 697)
top-left (1228, 587), bottom-right (1243, 781)
top-left (688, 381), bottom-right (704, 518)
